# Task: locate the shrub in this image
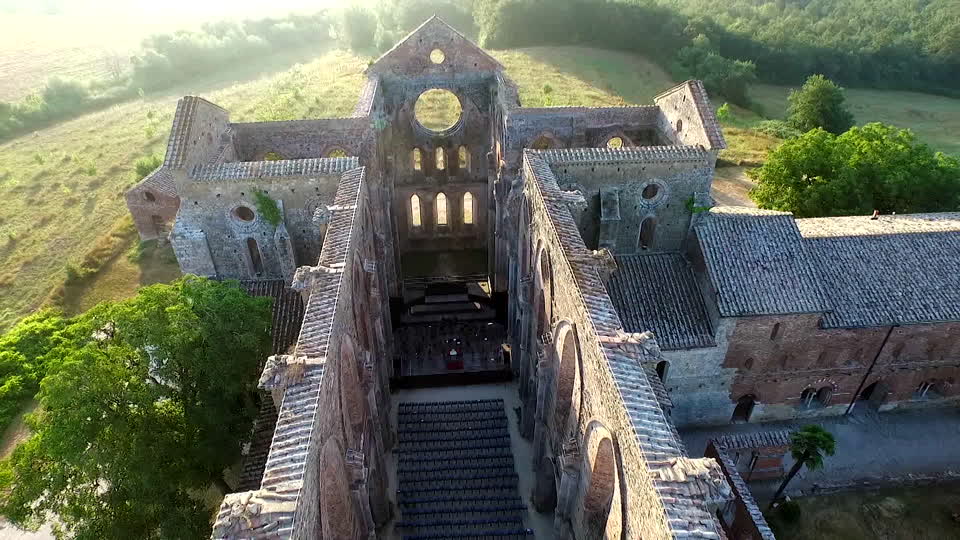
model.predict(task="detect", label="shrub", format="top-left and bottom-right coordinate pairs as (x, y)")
top-left (778, 499), bottom-right (802, 524)
top-left (342, 6), bottom-right (377, 51)
top-left (754, 120), bottom-right (801, 139)
top-left (253, 191), bottom-right (282, 226)
top-left (787, 75), bottom-right (855, 134)
top-left (134, 154), bottom-right (163, 180)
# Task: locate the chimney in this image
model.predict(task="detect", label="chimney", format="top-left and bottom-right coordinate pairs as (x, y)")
top-left (870, 209), bottom-right (880, 220)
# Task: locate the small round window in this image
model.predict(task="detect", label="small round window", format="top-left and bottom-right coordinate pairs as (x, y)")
top-left (642, 184), bottom-right (660, 200)
top-left (606, 137), bottom-right (623, 148)
top-left (234, 206), bottom-right (256, 222)
top-left (430, 48), bottom-right (445, 64)
top-left (144, 191), bottom-right (156, 202)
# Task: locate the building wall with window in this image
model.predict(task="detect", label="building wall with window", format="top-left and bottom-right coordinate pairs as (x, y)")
top-left (171, 160), bottom-right (352, 281)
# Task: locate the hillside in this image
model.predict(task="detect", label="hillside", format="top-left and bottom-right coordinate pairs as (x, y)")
top-left (1, 45), bottom-right (958, 330)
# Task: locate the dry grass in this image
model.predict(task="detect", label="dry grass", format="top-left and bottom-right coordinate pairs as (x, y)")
top-left (767, 485), bottom-right (960, 540)
top-left (0, 49), bottom-right (370, 331)
top-left (751, 83), bottom-right (960, 156)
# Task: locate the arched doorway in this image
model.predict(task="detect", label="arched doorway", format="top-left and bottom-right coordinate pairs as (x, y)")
top-left (656, 360), bottom-right (669, 382)
top-left (732, 394), bottom-right (756, 423)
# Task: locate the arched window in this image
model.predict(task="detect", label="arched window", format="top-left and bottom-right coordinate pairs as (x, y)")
top-left (326, 148), bottom-right (347, 158)
top-left (435, 147), bottom-right (446, 170)
top-left (412, 148), bottom-right (422, 171)
top-left (144, 191), bottom-right (156, 202)
top-left (816, 387), bottom-right (832, 406)
top-left (606, 136), bottom-right (623, 148)
top-left (410, 194), bottom-right (422, 227)
top-left (915, 380), bottom-right (941, 400)
top-left (732, 394), bottom-right (755, 423)
top-left (458, 146), bottom-right (469, 171)
top-left (246, 238), bottom-right (263, 275)
top-left (639, 217), bottom-right (656, 250)
top-left (462, 192), bottom-right (474, 224)
top-left (554, 326), bottom-right (578, 437)
top-left (436, 192), bottom-right (448, 226)
top-left (656, 360), bottom-right (669, 382)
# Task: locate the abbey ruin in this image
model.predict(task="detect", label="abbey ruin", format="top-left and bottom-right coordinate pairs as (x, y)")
top-left (125, 17), bottom-right (960, 540)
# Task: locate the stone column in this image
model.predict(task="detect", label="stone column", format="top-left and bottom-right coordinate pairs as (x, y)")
top-left (554, 440), bottom-right (581, 538)
top-left (346, 449), bottom-right (375, 539)
top-left (532, 359), bottom-right (553, 467)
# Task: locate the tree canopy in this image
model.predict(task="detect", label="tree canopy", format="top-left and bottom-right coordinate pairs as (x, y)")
top-left (749, 123), bottom-right (960, 217)
top-left (0, 277), bottom-right (272, 539)
top-left (787, 75), bottom-right (855, 134)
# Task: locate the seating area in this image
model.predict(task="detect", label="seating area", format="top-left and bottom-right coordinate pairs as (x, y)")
top-left (394, 399), bottom-right (534, 540)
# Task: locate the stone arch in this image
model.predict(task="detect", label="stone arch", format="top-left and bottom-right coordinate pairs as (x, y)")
top-left (352, 253), bottom-right (371, 351)
top-left (530, 132), bottom-right (561, 150)
top-left (319, 437), bottom-right (359, 538)
top-left (409, 194), bottom-right (422, 227)
top-left (552, 321), bottom-right (581, 442)
top-left (534, 246), bottom-right (553, 327)
top-left (732, 394), bottom-right (756, 423)
top-left (339, 335), bottom-right (367, 448)
top-left (580, 421), bottom-right (623, 540)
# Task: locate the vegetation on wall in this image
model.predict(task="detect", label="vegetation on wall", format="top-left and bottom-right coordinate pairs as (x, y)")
top-left (749, 123), bottom-right (960, 217)
top-left (0, 277), bottom-right (272, 538)
top-left (254, 191), bottom-right (283, 227)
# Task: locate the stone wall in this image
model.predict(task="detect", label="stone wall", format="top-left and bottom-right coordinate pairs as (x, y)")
top-left (720, 315), bottom-right (960, 423)
top-left (172, 163), bottom-right (350, 280)
top-left (663, 317), bottom-right (738, 427)
top-left (232, 118), bottom-right (369, 161)
top-left (212, 167), bottom-right (394, 539)
top-left (513, 152), bottom-right (727, 539)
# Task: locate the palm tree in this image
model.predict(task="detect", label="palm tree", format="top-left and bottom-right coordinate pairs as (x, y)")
top-left (768, 425), bottom-right (836, 510)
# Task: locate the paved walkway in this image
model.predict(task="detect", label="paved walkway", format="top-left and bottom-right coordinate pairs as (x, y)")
top-left (679, 407), bottom-right (960, 498)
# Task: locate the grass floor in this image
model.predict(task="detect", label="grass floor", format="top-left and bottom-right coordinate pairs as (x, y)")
top-left (767, 485), bottom-right (960, 540)
top-left (751, 83), bottom-right (960, 156)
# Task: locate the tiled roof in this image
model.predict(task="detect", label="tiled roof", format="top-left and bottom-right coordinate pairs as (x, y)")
top-left (352, 76), bottom-right (380, 117)
top-left (696, 207), bottom-right (830, 317)
top-left (607, 254), bottom-right (715, 350)
top-left (240, 279), bottom-right (306, 356)
top-left (797, 215), bottom-right (960, 328)
top-left (537, 146), bottom-right (709, 165)
top-left (525, 151), bottom-right (722, 538)
top-left (191, 157), bottom-right (359, 181)
top-left (129, 165), bottom-right (177, 198)
top-left (164, 96), bottom-right (227, 169)
top-left (213, 168), bottom-right (366, 537)
top-left (796, 212), bottom-right (960, 237)
top-left (710, 445), bottom-right (777, 540)
top-left (713, 430), bottom-right (792, 451)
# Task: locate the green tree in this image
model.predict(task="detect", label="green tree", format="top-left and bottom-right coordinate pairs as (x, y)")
top-left (342, 6), bottom-right (377, 51)
top-left (675, 35), bottom-right (756, 106)
top-left (769, 425), bottom-right (836, 510)
top-left (749, 123), bottom-right (960, 217)
top-left (786, 75), bottom-right (855, 134)
top-left (0, 277), bottom-right (272, 538)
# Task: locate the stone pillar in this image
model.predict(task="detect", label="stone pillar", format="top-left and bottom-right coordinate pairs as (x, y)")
top-left (532, 359), bottom-right (553, 467)
top-left (554, 440), bottom-right (581, 538)
top-left (346, 449), bottom-right (375, 539)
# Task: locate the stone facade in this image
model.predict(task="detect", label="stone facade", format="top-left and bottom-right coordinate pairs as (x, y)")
top-left (128, 15), bottom-right (960, 540)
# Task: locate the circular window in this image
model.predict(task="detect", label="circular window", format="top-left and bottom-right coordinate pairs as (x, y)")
top-left (144, 191), bottom-right (156, 202)
top-left (234, 206), bottom-right (256, 222)
top-left (414, 89), bottom-right (462, 133)
top-left (606, 137), bottom-right (623, 148)
top-left (642, 184), bottom-right (660, 200)
top-left (430, 48), bottom-right (445, 64)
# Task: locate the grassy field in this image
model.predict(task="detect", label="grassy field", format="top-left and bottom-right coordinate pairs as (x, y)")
top-left (751, 83), bottom-right (960, 156)
top-left (767, 485), bottom-right (960, 540)
top-left (0, 43), bottom-right (958, 331)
